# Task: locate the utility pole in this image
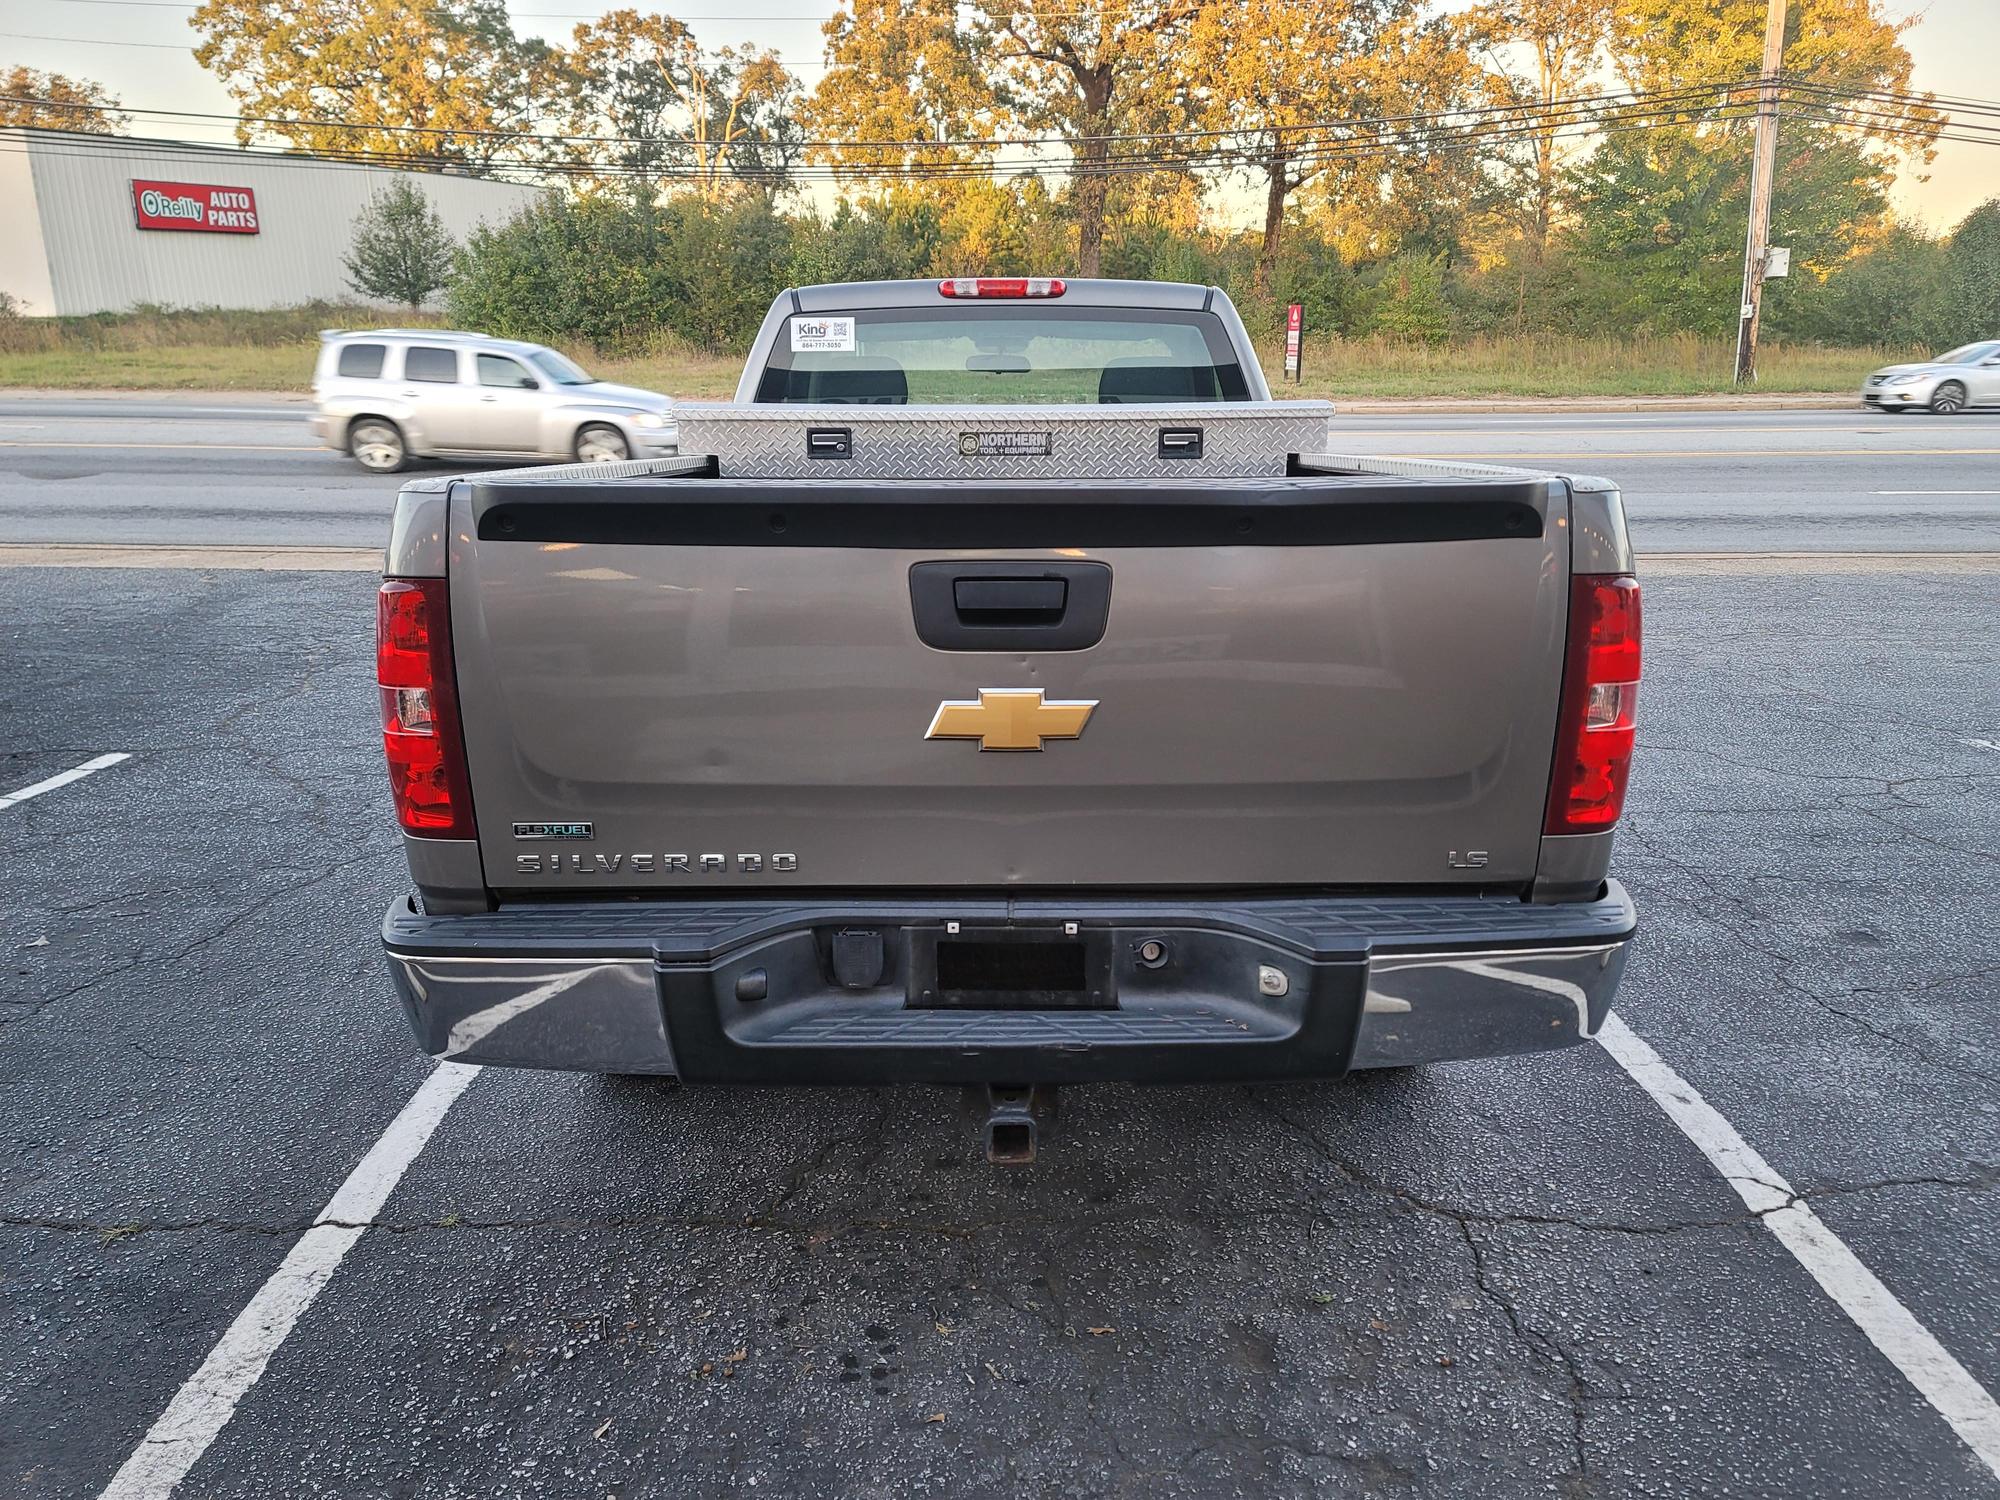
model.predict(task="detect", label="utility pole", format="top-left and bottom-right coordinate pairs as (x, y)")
top-left (1733, 0), bottom-right (1788, 385)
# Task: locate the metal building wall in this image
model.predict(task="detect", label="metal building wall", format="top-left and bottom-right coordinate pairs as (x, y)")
top-left (0, 141), bottom-right (55, 312)
top-left (7, 129), bottom-right (544, 315)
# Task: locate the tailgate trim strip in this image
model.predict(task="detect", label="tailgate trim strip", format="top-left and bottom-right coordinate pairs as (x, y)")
top-left (466, 476), bottom-right (1547, 550)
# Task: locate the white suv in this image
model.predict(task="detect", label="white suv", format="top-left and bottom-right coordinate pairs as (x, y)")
top-left (310, 329), bottom-right (677, 473)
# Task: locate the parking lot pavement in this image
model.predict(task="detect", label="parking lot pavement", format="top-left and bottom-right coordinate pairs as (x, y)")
top-left (2, 560), bottom-right (1996, 1499)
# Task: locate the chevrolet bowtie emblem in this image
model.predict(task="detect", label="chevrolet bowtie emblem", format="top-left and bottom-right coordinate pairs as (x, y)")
top-left (925, 688), bottom-right (1098, 752)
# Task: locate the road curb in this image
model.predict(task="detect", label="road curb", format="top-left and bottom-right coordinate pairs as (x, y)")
top-left (0, 544), bottom-right (381, 571)
top-left (1332, 395), bottom-right (1853, 414)
top-left (1643, 551), bottom-right (2000, 572)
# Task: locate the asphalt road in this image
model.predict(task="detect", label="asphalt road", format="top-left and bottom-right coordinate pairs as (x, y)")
top-left (0, 395), bottom-right (1997, 552)
top-left (3, 556), bottom-right (1997, 1498)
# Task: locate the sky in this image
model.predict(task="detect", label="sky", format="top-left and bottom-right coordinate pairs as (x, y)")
top-left (3, 0), bottom-right (1994, 232)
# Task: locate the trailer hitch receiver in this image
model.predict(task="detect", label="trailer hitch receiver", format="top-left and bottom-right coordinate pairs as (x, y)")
top-left (976, 1084), bottom-right (1058, 1165)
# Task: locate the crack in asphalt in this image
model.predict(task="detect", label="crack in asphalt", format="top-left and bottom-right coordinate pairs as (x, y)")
top-left (1459, 1221), bottom-right (1593, 1492)
top-left (17, 1163), bottom-right (1993, 1247)
top-left (1245, 1091), bottom-right (1995, 1238)
top-left (7, 1164), bottom-right (1980, 1245)
top-left (0, 852), bottom-right (380, 1031)
top-left (1642, 740), bottom-right (2000, 794)
top-left (1619, 822), bottom-right (2000, 1089)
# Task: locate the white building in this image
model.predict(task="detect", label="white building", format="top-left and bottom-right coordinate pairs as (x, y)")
top-left (0, 127), bottom-right (545, 315)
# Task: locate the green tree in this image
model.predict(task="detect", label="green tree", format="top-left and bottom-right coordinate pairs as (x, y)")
top-left (1943, 200), bottom-right (2000, 344)
top-left (189, 0), bottom-right (554, 169)
top-left (556, 11), bottom-right (801, 202)
top-left (1564, 0), bottom-right (1941, 336)
top-left (1468, 0), bottom-right (1613, 263)
top-left (1767, 221), bottom-right (1949, 347)
top-left (343, 178), bottom-right (457, 309)
top-left (0, 65), bottom-right (128, 133)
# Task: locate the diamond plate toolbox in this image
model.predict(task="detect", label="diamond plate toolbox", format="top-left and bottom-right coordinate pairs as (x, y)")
top-left (677, 401), bottom-right (1336, 480)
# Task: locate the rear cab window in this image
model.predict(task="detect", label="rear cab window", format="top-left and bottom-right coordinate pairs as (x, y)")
top-left (753, 305), bottom-right (1253, 406)
top-left (336, 342), bottom-right (386, 380)
top-left (403, 346), bottom-right (461, 384)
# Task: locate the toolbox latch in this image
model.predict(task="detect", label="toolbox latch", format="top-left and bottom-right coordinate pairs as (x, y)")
top-left (1157, 426), bottom-right (1204, 459)
top-left (805, 426), bottom-right (852, 460)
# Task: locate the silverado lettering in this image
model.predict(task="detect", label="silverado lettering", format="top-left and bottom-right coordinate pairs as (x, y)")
top-left (513, 852), bottom-right (799, 874)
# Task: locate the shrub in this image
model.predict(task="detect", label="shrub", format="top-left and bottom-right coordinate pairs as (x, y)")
top-left (1364, 253), bottom-right (1454, 343)
top-left (446, 191), bottom-right (794, 353)
top-left (343, 179), bottom-right (457, 310)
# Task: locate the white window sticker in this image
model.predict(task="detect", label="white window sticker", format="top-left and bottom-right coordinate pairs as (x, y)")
top-left (790, 315), bottom-right (856, 353)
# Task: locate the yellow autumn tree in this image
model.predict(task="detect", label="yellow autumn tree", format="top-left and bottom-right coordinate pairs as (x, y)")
top-left (0, 66), bottom-right (128, 134)
top-left (979, 0), bottom-right (1200, 276)
top-left (189, 0), bottom-right (555, 169)
top-left (1184, 0), bottom-right (1432, 289)
top-left (802, 0), bottom-right (1003, 187)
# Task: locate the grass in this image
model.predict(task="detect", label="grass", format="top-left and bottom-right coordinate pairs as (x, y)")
top-left (0, 302), bottom-right (445, 393)
top-left (0, 307), bottom-right (1906, 399)
top-left (1282, 332), bottom-right (1911, 398)
top-left (0, 345), bottom-right (330, 391)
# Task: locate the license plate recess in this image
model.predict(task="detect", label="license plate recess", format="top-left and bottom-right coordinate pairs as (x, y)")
top-left (910, 925), bottom-right (1115, 1010)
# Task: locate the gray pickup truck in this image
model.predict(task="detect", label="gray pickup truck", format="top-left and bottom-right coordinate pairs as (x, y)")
top-left (376, 277), bottom-right (1639, 1159)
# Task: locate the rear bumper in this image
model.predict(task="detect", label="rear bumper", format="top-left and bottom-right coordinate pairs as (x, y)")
top-left (381, 885), bottom-right (1636, 1083)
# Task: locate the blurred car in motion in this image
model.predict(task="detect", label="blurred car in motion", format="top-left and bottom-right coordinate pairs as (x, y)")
top-left (1859, 339), bottom-right (2000, 415)
top-left (311, 329), bottom-right (677, 472)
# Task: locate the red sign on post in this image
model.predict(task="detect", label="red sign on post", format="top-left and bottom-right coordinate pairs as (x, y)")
top-left (1283, 302), bottom-right (1304, 383)
top-left (131, 180), bottom-right (261, 235)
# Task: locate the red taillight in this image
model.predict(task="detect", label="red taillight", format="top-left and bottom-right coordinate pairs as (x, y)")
top-left (376, 578), bottom-right (475, 839)
top-left (938, 277), bottom-right (1066, 298)
top-left (1545, 573), bottom-right (1641, 835)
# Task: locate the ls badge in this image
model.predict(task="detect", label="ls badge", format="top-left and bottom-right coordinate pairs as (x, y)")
top-left (925, 688), bottom-right (1097, 752)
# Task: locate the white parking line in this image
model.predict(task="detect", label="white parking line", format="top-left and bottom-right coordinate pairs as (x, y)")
top-left (96, 1062), bottom-right (482, 1500)
top-left (1597, 1015), bottom-right (2000, 1479)
top-left (0, 752), bottom-right (130, 811)
top-left (1876, 490), bottom-right (2000, 496)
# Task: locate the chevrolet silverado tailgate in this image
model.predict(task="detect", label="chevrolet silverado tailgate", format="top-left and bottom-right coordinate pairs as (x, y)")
top-left (447, 466), bottom-right (1569, 892)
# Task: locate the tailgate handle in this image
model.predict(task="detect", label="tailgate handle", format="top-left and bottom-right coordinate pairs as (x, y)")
top-left (909, 561), bottom-right (1112, 652)
top-left (953, 575), bottom-right (1067, 625)
top-left (1158, 425), bottom-right (1204, 459)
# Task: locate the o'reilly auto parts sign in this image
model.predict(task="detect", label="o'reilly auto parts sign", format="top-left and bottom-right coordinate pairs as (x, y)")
top-left (131, 179), bottom-right (260, 235)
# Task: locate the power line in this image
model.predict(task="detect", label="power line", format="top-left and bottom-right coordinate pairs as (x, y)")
top-left (13, 82), bottom-right (1983, 191)
top-left (0, 26), bottom-right (836, 59)
top-left (0, 76), bottom-right (1987, 190)
top-left (1, 29), bottom-right (188, 49)
top-left (0, 77), bottom-right (1768, 155)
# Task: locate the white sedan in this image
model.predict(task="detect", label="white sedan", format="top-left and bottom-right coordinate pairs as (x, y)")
top-left (1859, 339), bottom-right (2000, 415)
